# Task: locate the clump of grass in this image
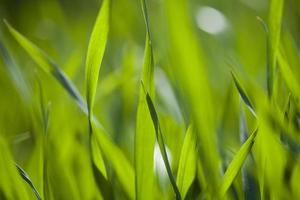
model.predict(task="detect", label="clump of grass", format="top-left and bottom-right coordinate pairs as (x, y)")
top-left (1, 0), bottom-right (300, 199)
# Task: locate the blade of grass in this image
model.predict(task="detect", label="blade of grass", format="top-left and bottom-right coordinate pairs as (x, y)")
top-left (277, 52), bottom-right (300, 99)
top-left (145, 91), bottom-right (181, 200)
top-left (4, 20), bottom-right (86, 111)
top-left (135, 0), bottom-right (156, 199)
top-left (164, 0), bottom-right (221, 193)
top-left (15, 164), bottom-right (42, 200)
top-left (0, 137), bottom-right (30, 200)
top-left (84, 0), bottom-right (110, 188)
top-left (85, 0), bottom-right (110, 120)
top-left (267, 0), bottom-right (284, 97)
top-left (231, 71), bottom-right (257, 118)
top-left (176, 125), bottom-right (197, 199)
top-left (0, 42), bottom-right (31, 104)
top-left (219, 128), bottom-right (258, 198)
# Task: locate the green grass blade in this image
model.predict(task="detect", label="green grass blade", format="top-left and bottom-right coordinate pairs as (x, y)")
top-left (219, 128), bottom-right (258, 198)
top-left (0, 42), bottom-right (31, 104)
top-left (277, 52), bottom-right (300, 99)
top-left (15, 164), bottom-right (42, 200)
top-left (135, 0), bottom-right (156, 199)
top-left (145, 92), bottom-right (181, 200)
top-left (0, 137), bottom-right (30, 200)
top-left (231, 71), bottom-right (257, 118)
top-left (84, 0), bottom-right (110, 189)
top-left (4, 20), bottom-right (86, 111)
top-left (91, 134), bottom-right (107, 179)
top-left (164, 1), bottom-right (221, 192)
top-left (135, 35), bottom-right (155, 200)
top-left (85, 0), bottom-right (110, 120)
top-left (176, 125), bottom-right (197, 199)
top-left (267, 0), bottom-right (284, 97)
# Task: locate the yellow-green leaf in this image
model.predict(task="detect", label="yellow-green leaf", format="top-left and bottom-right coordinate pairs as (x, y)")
top-left (85, 0), bottom-right (110, 119)
top-left (219, 129), bottom-right (258, 198)
top-left (4, 20), bottom-right (85, 110)
top-left (135, 36), bottom-right (155, 200)
top-left (176, 125), bottom-right (197, 199)
top-left (267, 0), bottom-right (284, 97)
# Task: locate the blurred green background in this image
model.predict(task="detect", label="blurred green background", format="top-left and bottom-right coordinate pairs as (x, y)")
top-left (0, 0), bottom-right (299, 199)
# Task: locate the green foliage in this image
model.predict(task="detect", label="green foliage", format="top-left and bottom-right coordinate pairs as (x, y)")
top-left (2, 0), bottom-right (300, 199)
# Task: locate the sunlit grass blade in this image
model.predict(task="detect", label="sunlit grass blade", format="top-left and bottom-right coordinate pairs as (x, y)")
top-left (84, 0), bottom-right (110, 189)
top-left (231, 71), bottom-right (257, 118)
top-left (0, 42), bottom-right (31, 104)
top-left (0, 137), bottom-right (30, 200)
top-left (145, 91), bottom-right (181, 200)
top-left (135, 0), bottom-right (156, 199)
top-left (267, 0), bottom-right (284, 97)
top-left (164, 0), bottom-right (220, 192)
top-left (176, 125), bottom-right (197, 199)
top-left (85, 0), bottom-right (110, 120)
top-left (277, 52), bottom-right (300, 99)
top-left (135, 36), bottom-right (155, 200)
top-left (91, 134), bottom-right (107, 179)
top-left (4, 20), bottom-right (86, 110)
top-left (219, 128), bottom-right (258, 198)
top-left (15, 164), bottom-right (42, 200)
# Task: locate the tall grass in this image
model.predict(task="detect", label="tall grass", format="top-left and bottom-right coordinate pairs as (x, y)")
top-left (1, 0), bottom-right (300, 199)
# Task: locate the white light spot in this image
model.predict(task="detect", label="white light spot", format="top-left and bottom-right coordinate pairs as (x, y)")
top-left (154, 143), bottom-right (172, 179)
top-left (196, 6), bottom-right (227, 34)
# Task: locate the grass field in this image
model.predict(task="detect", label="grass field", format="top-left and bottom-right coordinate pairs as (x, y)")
top-left (0, 0), bottom-right (300, 199)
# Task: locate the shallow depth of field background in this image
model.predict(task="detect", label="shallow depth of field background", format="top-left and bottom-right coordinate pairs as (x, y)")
top-left (0, 0), bottom-right (299, 199)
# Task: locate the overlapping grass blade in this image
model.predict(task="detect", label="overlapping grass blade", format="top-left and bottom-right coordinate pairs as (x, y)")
top-left (85, 0), bottom-right (110, 120)
top-left (164, 0), bottom-right (220, 192)
top-left (5, 20), bottom-right (135, 198)
top-left (267, 0), bottom-right (284, 97)
top-left (176, 125), bottom-right (197, 199)
top-left (231, 71), bottom-right (257, 117)
top-left (135, 0), bottom-right (156, 199)
top-left (0, 43), bottom-right (31, 104)
top-left (4, 20), bottom-right (85, 111)
top-left (219, 128), bottom-right (258, 198)
top-left (15, 164), bottom-right (42, 200)
top-left (277, 52), bottom-right (300, 99)
top-left (84, 0), bottom-right (110, 187)
top-left (0, 137), bottom-right (30, 200)
top-left (145, 92), bottom-right (181, 200)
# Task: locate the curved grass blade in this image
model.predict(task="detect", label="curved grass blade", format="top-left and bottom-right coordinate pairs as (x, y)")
top-left (135, 35), bottom-right (155, 200)
top-left (0, 137), bottom-right (30, 200)
top-left (267, 0), bottom-right (284, 97)
top-left (219, 128), bottom-right (258, 198)
top-left (5, 20), bottom-right (135, 198)
top-left (85, 0), bottom-right (110, 120)
top-left (176, 125), bottom-right (197, 199)
top-left (145, 91), bottom-right (181, 200)
top-left (4, 20), bottom-right (86, 111)
top-left (84, 0), bottom-right (111, 191)
top-left (15, 164), bottom-right (42, 200)
top-left (163, 0), bottom-right (221, 192)
top-left (277, 52), bottom-right (300, 99)
top-left (231, 71), bottom-right (257, 118)
top-left (135, 0), bottom-right (156, 199)
top-left (0, 42), bottom-right (31, 104)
